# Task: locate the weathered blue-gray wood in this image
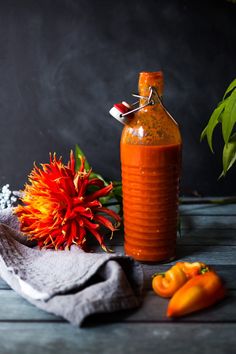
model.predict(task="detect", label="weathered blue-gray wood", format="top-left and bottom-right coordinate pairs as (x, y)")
top-left (178, 229), bottom-right (236, 245)
top-left (180, 202), bottom-right (236, 215)
top-left (180, 215), bottom-right (236, 229)
top-left (0, 278), bottom-right (9, 289)
top-left (0, 291), bottom-right (60, 321)
top-left (0, 322), bottom-right (235, 354)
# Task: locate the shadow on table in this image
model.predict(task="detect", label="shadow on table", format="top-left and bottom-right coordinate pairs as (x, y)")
top-left (81, 308), bottom-right (139, 327)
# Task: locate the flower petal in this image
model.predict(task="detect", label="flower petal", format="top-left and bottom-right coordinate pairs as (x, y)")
top-left (85, 183), bottom-right (113, 202)
top-left (93, 214), bottom-right (117, 231)
top-left (95, 207), bottom-right (122, 222)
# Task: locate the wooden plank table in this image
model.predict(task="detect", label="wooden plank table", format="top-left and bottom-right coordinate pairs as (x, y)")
top-left (0, 201), bottom-right (235, 354)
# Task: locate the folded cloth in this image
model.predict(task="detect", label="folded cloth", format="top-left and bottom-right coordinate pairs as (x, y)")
top-left (0, 208), bottom-right (143, 326)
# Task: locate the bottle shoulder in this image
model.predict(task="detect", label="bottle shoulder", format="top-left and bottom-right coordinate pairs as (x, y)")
top-left (121, 106), bottom-right (182, 146)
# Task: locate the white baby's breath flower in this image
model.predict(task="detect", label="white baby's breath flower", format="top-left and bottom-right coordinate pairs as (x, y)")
top-left (0, 184), bottom-right (19, 209)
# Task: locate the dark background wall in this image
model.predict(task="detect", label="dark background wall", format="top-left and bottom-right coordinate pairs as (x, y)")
top-left (0, 0), bottom-right (236, 196)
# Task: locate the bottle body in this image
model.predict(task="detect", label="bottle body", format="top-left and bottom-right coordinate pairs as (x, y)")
top-left (120, 72), bottom-right (182, 262)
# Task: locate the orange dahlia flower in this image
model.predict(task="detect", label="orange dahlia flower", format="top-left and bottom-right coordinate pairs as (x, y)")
top-left (15, 151), bottom-right (121, 251)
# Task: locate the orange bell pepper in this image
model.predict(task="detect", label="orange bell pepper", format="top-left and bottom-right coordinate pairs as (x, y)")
top-left (152, 262), bottom-right (207, 298)
top-left (167, 270), bottom-right (226, 317)
top-left (152, 264), bottom-right (187, 298)
top-left (176, 261), bottom-right (207, 279)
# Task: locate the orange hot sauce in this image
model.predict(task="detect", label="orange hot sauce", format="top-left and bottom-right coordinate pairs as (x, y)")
top-left (120, 72), bottom-right (182, 262)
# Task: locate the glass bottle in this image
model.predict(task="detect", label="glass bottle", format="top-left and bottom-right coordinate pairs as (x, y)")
top-left (120, 71), bottom-right (182, 262)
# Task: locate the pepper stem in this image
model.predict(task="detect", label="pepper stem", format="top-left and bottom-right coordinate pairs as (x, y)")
top-left (152, 272), bottom-right (165, 278)
top-left (200, 266), bottom-right (209, 274)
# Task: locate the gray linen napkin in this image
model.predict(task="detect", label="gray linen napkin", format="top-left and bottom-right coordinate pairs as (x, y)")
top-left (0, 208), bottom-right (143, 326)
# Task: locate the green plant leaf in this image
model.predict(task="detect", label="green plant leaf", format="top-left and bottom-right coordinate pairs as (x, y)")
top-left (221, 132), bottom-right (236, 177)
top-left (99, 195), bottom-right (113, 205)
top-left (200, 125), bottom-right (208, 141)
top-left (90, 172), bottom-right (109, 185)
top-left (75, 144), bottom-right (91, 171)
top-left (201, 79), bottom-right (236, 176)
top-left (222, 89), bottom-right (236, 145)
top-left (99, 182), bottom-right (122, 206)
top-left (112, 181), bottom-right (122, 186)
top-left (223, 78), bottom-right (236, 99)
top-left (201, 101), bottom-right (226, 152)
top-left (113, 185), bottom-right (122, 198)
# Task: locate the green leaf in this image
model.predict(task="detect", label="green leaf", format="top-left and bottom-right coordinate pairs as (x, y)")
top-left (112, 181), bottom-right (122, 187)
top-left (221, 132), bottom-right (236, 177)
top-left (113, 185), bottom-right (122, 198)
top-left (90, 172), bottom-right (108, 185)
top-left (99, 195), bottom-right (113, 205)
top-left (99, 182), bottom-right (122, 206)
top-left (223, 78), bottom-right (236, 99)
top-left (201, 101), bottom-right (226, 152)
top-left (75, 144), bottom-right (91, 171)
top-left (200, 125), bottom-right (208, 141)
top-left (222, 89), bottom-right (236, 145)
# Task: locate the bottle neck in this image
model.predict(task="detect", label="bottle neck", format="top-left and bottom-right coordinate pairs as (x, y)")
top-left (138, 71), bottom-right (164, 106)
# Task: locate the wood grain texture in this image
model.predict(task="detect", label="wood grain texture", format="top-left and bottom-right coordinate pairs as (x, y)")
top-left (0, 278), bottom-right (9, 289)
top-left (0, 291), bottom-right (60, 321)
top-left (0, 323), bottom-right (235, 354)
top-left (180, 215), bottom-right (236, 229)
top-left (180, 203), bottom-right (236, 215)
top-left (178, 229), bottom-right (236, 246)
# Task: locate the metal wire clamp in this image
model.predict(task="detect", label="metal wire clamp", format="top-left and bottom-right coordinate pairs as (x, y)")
top-left (109, 86), bottom-right (176, 126)
top-left (121, 86), bottom-right (163, 117)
